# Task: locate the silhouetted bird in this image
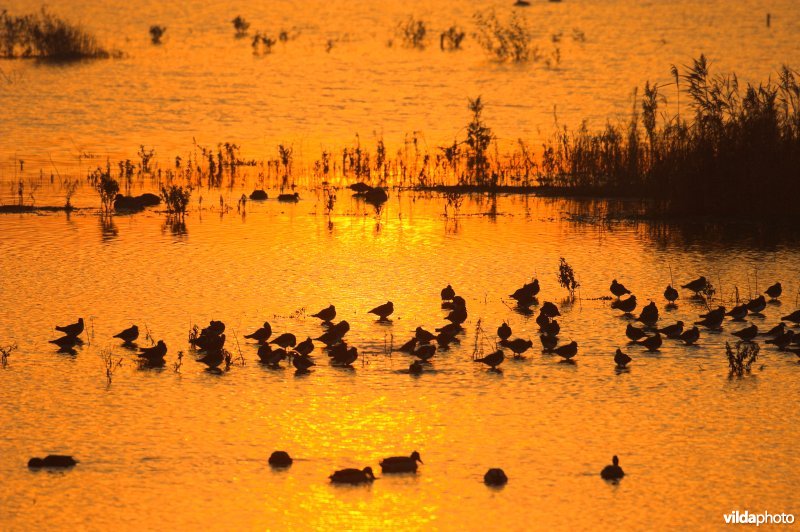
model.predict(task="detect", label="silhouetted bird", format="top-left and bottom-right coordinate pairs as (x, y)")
top-left (244, 321), bottom-right (272, 343)
top-left (311, 305), bottom-right (336, 323)
top-left (638, 333), bottom-right (662, 352)
top-left (611, 295), bottom-right (637, 314)
top-left (50, 335), bottom-right (81, 350)
top-left (264, 348), bottom-right (288, 367)
top-left (636, 302), bottom-right (659, 327)
top-left (682, 276), bottom-right (708, 295)
top-left (201, 320), bottom-right (225, 337)
top-left (380, 451), bottom-right (423, 473)
top-left (554, 341), bottom-right (578, 360)
top-left (664, 285), bottom-right (679, 304)
top-left (398, 338), bottom-right (418, 353)
top-left (138, 340), bottom-right (167, 362)
top-left (474, 349), bottom-right (505, 369)
top-left (330, 467), bottom-right (375, 484)
top-left (680, 326), bottom-right (700, 345)
top-left (409, 360), bottom-right (424, 375)
top-left (369, 301), bottom-right (394, 320)
top-left (413, 344), bottom-right (436, 362)
top-left (541, 319), bottom-right (560, 337)
top-left (441, 284), bottom-right (456, 301)
top-left (766, 330), bottom-right (794, 350)
top-left (270, 333), bottom-right (297, 348)
top-left (316, 321), bottom-right (350, 346)
top-left (502, 338), bottom-right (533, 358)
top-left (658, 321), bottom-right (684, 339)
top-left (295, 337), bottom-right (315, 356)
top-left (55, 317), bottom-right (84, 338)
top-left (626, 323), bottom-right (647, 342)
top-left (746, 296), bottom-right (766, 314)
top-left (540, 334), bottom-right (558, 352)
top-left (113, 325), bottom-right (139, 344)
top-left (197, 333), bottom-right (225, 353)
top-left (268, 451), bottom-right (292, 467)
top-left (198, 347), bottom-right (224, 369)
top-left (435, 323), bottom-right (462, 336)
top-left (614, 348), bottom-right (631, 368)
top-left (610, 279), bottom-right (631, 298)
top-left (415, 327), bottom-right (436, 343)
top-left (497, 322), bottom-right (512, 341)
top-left (541, 301), bottom-right (560, 318)
top-left (445, 306), bottom-right (468, 325)
top-left (484, 468), bottom-right (508, 486)
top-left (292, 353), bottom-right (315, 372)
top-left (696, 310), bottom-right (724, 329)
top-left (442, 295), bottom-right (466, 310)
top-left (761, 323), bottom-right (786, 337)
top-left (332, 346), bottom-right (358, 366)
top-left (726, 304), bottom-right (748, 321)
top-left (782, 310), bottom-right (800, 324)
top-left (257, 343), bottom-right (274, 363)
top-left (765, 282), bottom-right (782, 300)
top-left (600, 456), bottom-right (624, 480)
top-left (732, 324), bottom-right (758, 342)
top-left (536, 311), bottom-right (551, 330)
top-left (28, 455), bottom-right (78, 469)
top-left (510, 279), bottom-right (540, 306)
top-left (277, 192), bottom-right (300, 202)
top-left (436, 332), bottom-right (458, 349)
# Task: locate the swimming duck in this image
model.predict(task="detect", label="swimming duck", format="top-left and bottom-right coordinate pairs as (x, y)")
top-left (55, 317), bottom-right (84, 338)
top-left (368, 301), bottom-right (394, 320)
top-left (311, 305), bottom-right (336, 323)
top-left (474, 349), bottom-right (504, 369)
top-left (268, 451), bottom-right (292, 467)
top-left (610, 279), bottom-right (631, 298)
top-left (614, 348), bottom-right (631, 368)
top-left (380, 451), bottom-right (423, 473)
top-left (113, 324), bottom-right (139, 344)
top-left (484, 468), bottom-right (508, 486)
top-left (28, 455), bottom-right (78, 469)
top-left (277, 192), bottom-right (300, 202)
top-left (330, 466), bottom-right (375, 484)
top-left (600, 455), bottom-right (624, 480)
top-left (244, 321), bottom-right (272, 343)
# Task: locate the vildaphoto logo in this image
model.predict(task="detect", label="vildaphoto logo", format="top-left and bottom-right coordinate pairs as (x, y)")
top-left (724, 511), bottom-right (795, 526)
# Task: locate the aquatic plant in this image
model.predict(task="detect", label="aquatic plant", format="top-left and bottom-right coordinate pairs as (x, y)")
top-left (440, 26), bottom-right (465, 51)
top-left (252, 32), bottom-right (276, 54)
top-left (232, 16), bottom-right (250, 37)
top-left (149, 25), bottom-right (165, 45)
top-left (173, 350), bottom-right (183, 374)
top-left (557, 257), bottom-right (579, 296)
top-left (465, 97), bottom-right (493, 186)
top-left (726, 341), bottom-right (758, 378)
top-left (396, 16), bottom-right (426, 49)
top-left (0, 343), bottom-right (17, 368)
top-left (473, 10), bottom-right (533, 63)
top-left (89, 162), bottom-right (120, 213)
top-left (100, 349), bottom-right (123, 385)
top-left (62, 178), bottom-right (79, 210)
top-left (160, 184), bottom-right (191, 215)
top-left (0, 8), bottom-right (115, 61)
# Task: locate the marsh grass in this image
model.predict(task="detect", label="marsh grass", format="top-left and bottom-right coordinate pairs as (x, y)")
top-left (88, 162), bottom-right (119, 213)
top-left (0, 8), bottom-right (115, 61)
top-left (149, 25), bottom-right (165, 45)
top-left (726, 341), bottom-right (759, 378)
top-left (160, 184), bottom-right (191, 215)
top-left (100, 349), bottom-right (123, 385)
top-left (473, 10), bottom-right (533, 63)
top-left (439, 26), bottom-right (465, 51)
top-left (557, 258), bottom-right (579, 296)
top-left (396, 16), bottom-right (427, 49)
top-left (1, 343), bottom-right (17, 368)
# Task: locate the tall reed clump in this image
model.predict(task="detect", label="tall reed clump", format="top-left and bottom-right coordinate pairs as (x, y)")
top-left (473, 10), bottom-right (533, 63)
top-left (726, 341), bottom-right (758, 377)
top-left (0, 8), bottom-right (115, 61)
top-left (88, 162), bottom-right (120, 213)
top-left (538, 56), bottom-right (800, 219)
top-left (160, 185), bottom-right (191, 215)
top-left (465, 96), bottom-right (494, 186)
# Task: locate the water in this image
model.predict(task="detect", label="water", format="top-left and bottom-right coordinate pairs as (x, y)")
top-left (2, 0), bottom-right (800, 529)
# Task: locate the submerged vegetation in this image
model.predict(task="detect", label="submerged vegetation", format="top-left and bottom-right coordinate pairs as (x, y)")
top-left (0, 8), bottom-right (115, 61)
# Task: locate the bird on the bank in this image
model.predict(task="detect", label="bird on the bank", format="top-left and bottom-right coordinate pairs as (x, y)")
top-left (295, 337), bottom-right (315, 356)
top-left (311, 305), bottom-right (336, 323)
top-left (682, 276), bottom-right (708, 295)
top-left (626, 323), bottom-right (647, 342)
top-left (600, 456), bottom-right (624, 481)
top-left (554, 341), bottom-right (578, 360)
top-left (113, 325), bottom-right (139, 344)
top-left (270, 332), bottom-right (297, 348)
top-left (330, 467), bottom-right (375, 484)
top-left (732, 324), bottom-right (758, 342)
top-left (658, 321), bottom-right (684, 339)
top-left (680, 326), bottom-right (700, 345)
top-left (138, 340), bottom-right (167, 363)
top-left (380, 451), bottom-right (423, 473)
top-left (765, 282), bottom-right (782, 300)
top-left (614, 348), bottom-right (632, 368)
top-left (369, 301), bottom-right (394, 320)
top-left (540, 334), bottom-right (558, 352)
top-left (664, 285), bottom-right (679, 304)
top-left (638, 332), bottom-right (662, 352)
top-left (611, 295), bottom-right (637, 314)
top-left (610, 279), bottom-right (631, 298)
top-left (244, 321), bottom-right (272, 343)
top-left (55, 317), bottom-right (84, 338)
top-left (413, 344), bottom-right (436, 363)
top-left (441, 284), bottom-right (456, 301)
top-left (415, 327), bottom-right (436, 343)
top-left (474, 349), bottom-right (505, 369)
top-left (497, 322), bottom-right (512, 341)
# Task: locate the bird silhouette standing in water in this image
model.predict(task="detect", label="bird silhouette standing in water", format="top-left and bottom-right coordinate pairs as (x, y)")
top-left (369, 301), bottom-right (394, 321)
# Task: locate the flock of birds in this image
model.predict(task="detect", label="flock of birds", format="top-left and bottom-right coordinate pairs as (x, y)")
top-left (44, 276), bottom-right (799, 484)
